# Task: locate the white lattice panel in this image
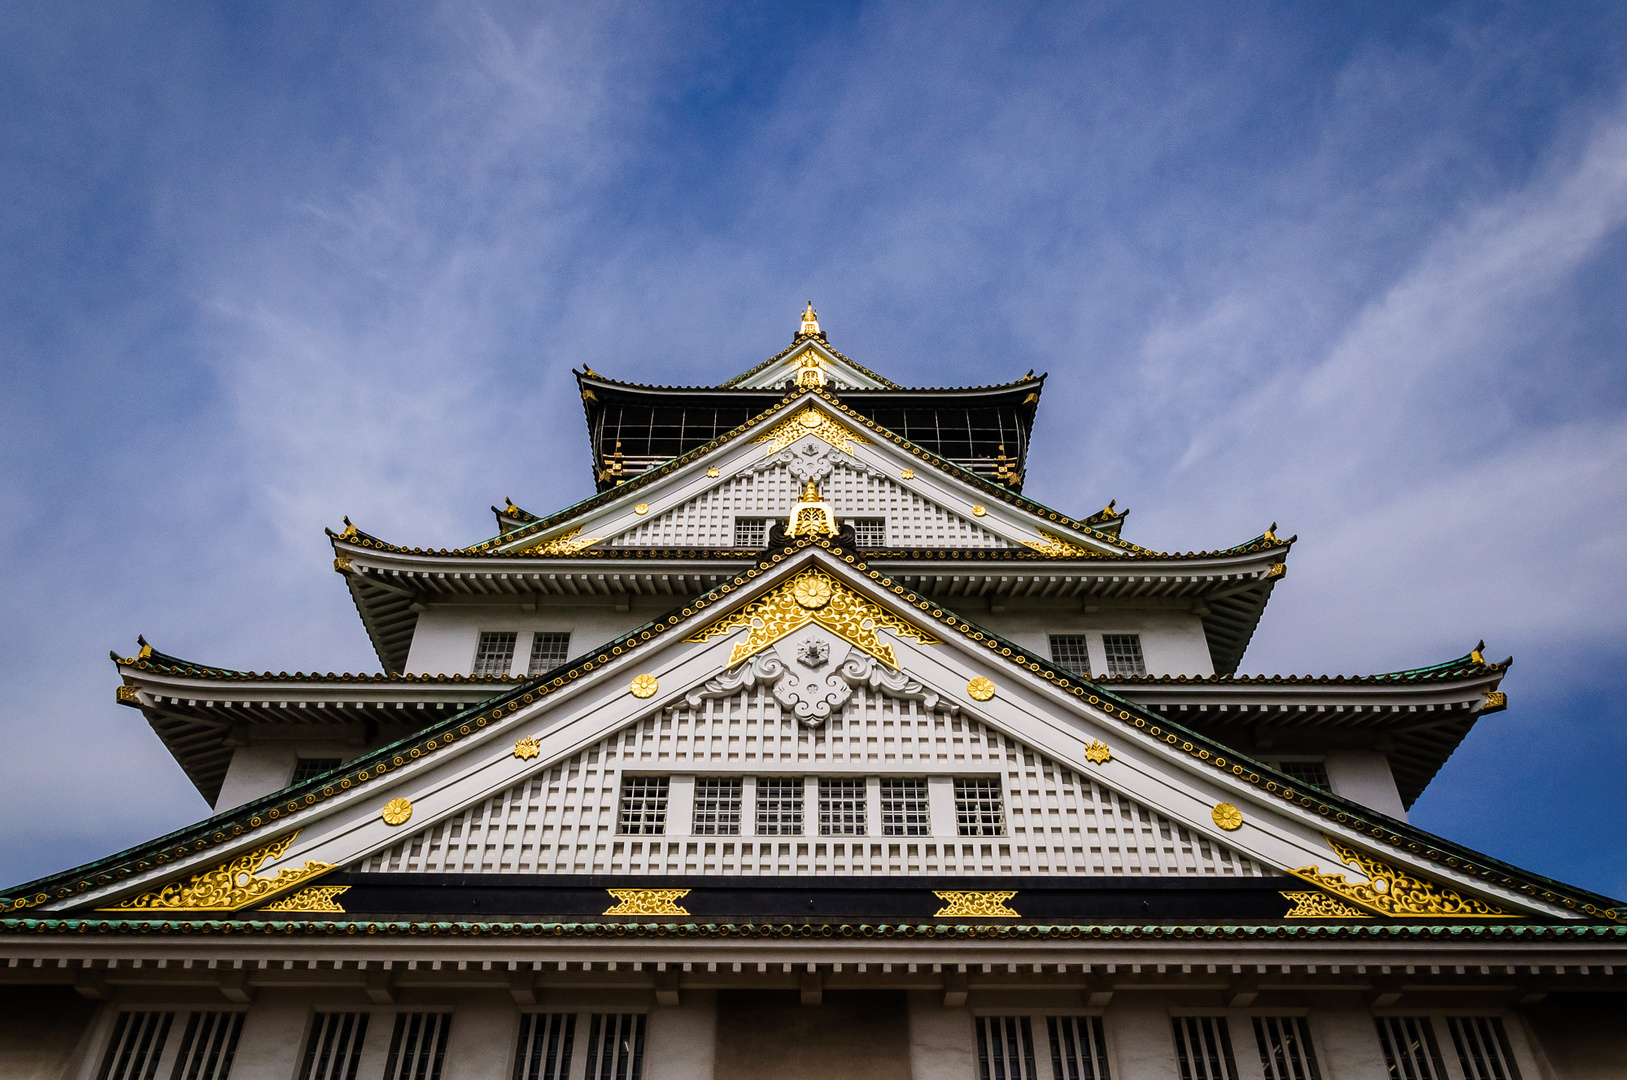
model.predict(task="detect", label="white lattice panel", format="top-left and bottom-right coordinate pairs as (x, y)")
top-left (607, 463), bottom-right (1008, 548)
top-left (362, 687), bottom-right (1262, 878)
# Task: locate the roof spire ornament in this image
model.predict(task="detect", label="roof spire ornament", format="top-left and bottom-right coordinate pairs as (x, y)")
top-left (787, 479), bottom-right (837, 537)
top-left (799, 301), bottom-right (821, 338)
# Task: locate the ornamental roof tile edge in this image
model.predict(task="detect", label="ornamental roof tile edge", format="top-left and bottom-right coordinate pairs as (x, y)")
top-left (581, 369), bottom-right (1044, 395)
top-left (716, 338), bottom-right (904, 389)
top-left (1095, 650), bottom-right (1511, 687)
top-left (13, 538), bottom-right (1619, 923)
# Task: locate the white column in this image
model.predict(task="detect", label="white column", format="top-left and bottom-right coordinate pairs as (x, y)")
top-left (220, 991), bottom-right (311, 1080)
top-left (741, 775), bottom-right (757, 836)
top-left (927, 776), bottom-right (958, 840)
top-left (440, 992), bottom-right (518, 1078)
top-left (646, 990), bottom-right (718, 1080)
top-left (805, 776), bottom-right (821, 838)
top-left (866, 776), bottom-right (884, 837)
top-left (667, 775), bottom-right (696, 837)
top-left (906, 990), bottom-right (975, 1080)
top-left (1104, 997), bottom-right (1180, 1080)
top-left (1309, 999), bottom-right (1390, 1080)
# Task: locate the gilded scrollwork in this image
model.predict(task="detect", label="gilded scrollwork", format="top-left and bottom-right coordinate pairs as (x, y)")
top-left (1280, 891), bottom-right (1370, 919)
top-left (527, 527), bottom-right (603, 555)
top-left (685, 567), bottom-right (938, 668)
top-left (933, 890), bottom-right (1020, 918)
top-left (260, 885), bottom-right (351, 913)
top-left (753, 406), bottom-right (871, 457)
top-left (99, 833), bottom-right (334, 912)
top-left (1291, 837), bottom-right (1515, 918)
top-left (603, 888), bottom-right (691, 916)
top-left (1019, 530), bottom-right (1098, 557)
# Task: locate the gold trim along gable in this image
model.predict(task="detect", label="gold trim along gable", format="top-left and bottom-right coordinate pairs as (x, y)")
top-left (1290, 837), bottom-right (1516, 919)
top-left (754, 405), bottom-right (871, 456)
top-left (98, 833), bottom-right (334, 912)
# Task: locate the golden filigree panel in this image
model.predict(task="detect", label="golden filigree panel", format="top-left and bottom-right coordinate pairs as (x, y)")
top-left (1019, 530), bottom-right (1098, 557)
top-left (754, 406), bottom-right (871, 456)
top-left (527, 527), bottom-right (602, 555)
top-left (603, 888), bottom-right (691, 916)
top-left (685, 567), bottom-right (938, 668)
top-left (1280, 891), bottom-right (1370, 919)
top-left (260, 885), bottom-right (351, 913)
top-left (1291, 837), bottom-right (1516, 918)
top-left (933, 890), bottom-right (1020, 918)
top-left (99, 833), bottom-right (333, 912)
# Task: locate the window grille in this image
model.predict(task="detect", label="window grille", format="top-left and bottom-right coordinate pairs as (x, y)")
top-left (693, 777), bottom-right (743, 835)
top-left (1048, 1016), bottom-right (1111, 1080)
top-left (976, 1016), bottom-right (1040, 1080)
top-left (1171, 1017), bottom-right (1238, 1080)
top-left (1048, 635), bottom-right (1091, 677)
top-left (849, 518), bottom-right (886, 546)
top-left (583, 1014), bottom-right (646, 1080)
top-left (297, 1013), bottom-right (368, 1080)
top-left (819, 777), bottom-right (866, 836)
top-left (955, 777), bottom-right (1006, 836)
top-left (382, 1013), bottom-right (450, 1080)
top-left (291, 758), bottom-right (342, 786)
top-left (169, 1011), bottom-right (245, 1080)
top-left (880, 778), bottom-right (930, 836)
top-left (527, 632), bottom-right (572, 675)
top-left (1275, 761), bottom-right (1329, 791)
top-left (618, 776), bottom-right (669, 834)
top-left (513, 1013), bottom-right (575, 1080)
top-left (1375, 1017), bottom-right (1447, 1080)
top-left (734, 518), bottom-right (769, 547)
top-left (1101, 634), bottom-right (1146, 676)
top-left (1446, 1017), bottom-right (1522, 1080)
top-left (1252, 1016), bottom-right (1321, 1080)
top-left (96, 1011), bottom-right (174, 1080)
top-left (755, 776), bottom-right (803, 835)
top-left (473, 631), bottom-right (518, 676)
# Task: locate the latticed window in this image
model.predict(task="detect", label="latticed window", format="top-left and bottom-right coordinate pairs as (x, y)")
top-left (1102, 634), bottom-right (1146, 676)
top-left (756, 776), bottom-right (803, 835)
top-left (472, 631), bottom-right (517, 676)
top-left (1252, 1016), bottom-right (1322, 1080)
top-left (1375, 1017), bottom-right (1447, 1080)
top-left (734, 518), bottom-right (769, 547)
top-left (299, 1013), bottom-right (369, 1080)
top-left (382, 1013), bottom-right (451, 1080)
top-left (1049, 634), bottom-right (1091, 676)
top-left (693, 777), bottom-right (743, 835)
top-left (1048, 1016), bottom-right (1112, 1080)
top-left (977, 1016), bottom-right (1041, 1080)
top-left (849, 518), bottom-right (886, 546)
top-left (618, 776), bottom-right (669, 835)
top-left (1447, 1017), bottom-right (1522, 1080)
top-left (880, 778), bottom-right (930, 836)
top-left (954, 777), bottom-right (1005, 836)
top-left (819, 777), bottom-right (866, 835)
top-left (1172, 1017), bottom-right (1238, 1080)
top-left (97, 1012), bottom-right (175, 1080)
top-left (1276, 761), bottom-right (1329, 791)
top-left (513, 1014), bottom-right (575, 1080)
top-left (527, 632), bottom-right (571, 675)
top-left (583, 1015), bottom-right (645, 1080)
top-left (291, 758), bottom-right (342, 786)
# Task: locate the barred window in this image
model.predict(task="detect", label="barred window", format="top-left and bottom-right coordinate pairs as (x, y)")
top-left (819, 777), bottom-right (866, 836)
top-left (693, 777), bottom-right (743, 835)
top-left (618, 776), bottom-right (669, 835)
top-left (1275, 761), bottom-right (1329, 791)
top-left (849, 518), bottom-right (886, 546)
top-left (473, 631), bottom-right (518, 676)
top-left (382, 1013), bottom-right (451, 1080)
top-left (1252, 1016), bottom-right (1322, 1080)
top-left (97, 1012), bottom-right (175, 1080)
top-left (1172, 1017), bottom-right (1238, 1080)
top-left (583, 1015), bottom-right (645, 1080)
top-left (171, 1011), bottom-right (246, 1080)
top-left (513, 1014), bottom-right (575, 1080)
top-left (954, 777), bottom-right (1005, 836)
top-left (1049, 634), bottom-right (1091, 677)
top-left (1446, 1017), bottom-right (1522, 1080)
top-left (527, 632), bottom-right (571, 675)
top-left (880, 778), bottom-right (930, 836)
top-left (1102, 634), bottom-right (1146, 676)
top-left (734, 518), bottom-right (769, 547)
top-left (756, 776), bottom-right (804, 835)
top-left (977, 1016), bottom-right (1040, 1080)
top-left (1048, 1015), bottom-right (1112, 1080)
top-left (1376, 1017), bottom-right (1447, 1080)
top-left (299, 1013), bottom-right (369, 1080)
top-left (291, 758), bottom-right (342, 786)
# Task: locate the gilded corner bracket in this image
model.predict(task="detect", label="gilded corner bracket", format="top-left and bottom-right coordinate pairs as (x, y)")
top-left (97, 832), bottom-right (336, 913)
top-left (1288, 837), bottom-right (1517, 919)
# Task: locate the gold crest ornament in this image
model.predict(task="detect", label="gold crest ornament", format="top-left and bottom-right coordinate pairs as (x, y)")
top-left (630, 673), bottom-right (660, 698)
top-left (967, 677), bottom-right (996, 701)
top-left (382, 799), bottom-right (414, 826)
top-left (972, 505), bottom-right (987, 517)
top-left (604, 888), bottom-right (691, 916)
top-left (634, 504), bottom-right (649, 515)
top-left (707, 468), bottom-right (720, 477)
top-left (754, 406), bottom-right (871, 457)
top-left (1212, 803), bottom-right (1243, 831)
top-left (1084, 740), bottom-right (1112, 764)
top-left (99, 833), bottom-right (333, 912)
top-left (901, 469), bottom-right (915, 479)
top-left (513, 736), bottom-right (541, 760)
top-left (791, 574), bottom-right (834, 609)
top-left (933, 890), bottom-right (1019, 918)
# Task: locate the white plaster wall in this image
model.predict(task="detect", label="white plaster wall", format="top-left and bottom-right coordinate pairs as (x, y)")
top-left (646, 990), bottom-right (717, 1080)
top-left (1324, 750), bottom-right (1408, 821)
top-left (441, 991), bottom-right (518, 1078)
top-left (1310, 997), bottom-right (1391, 1080)
top-left (224, 991), bottom-right (309, 1080)
top-left (979, 605), bottom-right (1214, 677)
top-left (906, 992), bottom-right (975, 1080)
top-left (216, 741), bottom-right (358, 810)
top-left (1103, 997), bottom-right (1182, 1080)
top-left (404, 599), bottom-right (683, 676)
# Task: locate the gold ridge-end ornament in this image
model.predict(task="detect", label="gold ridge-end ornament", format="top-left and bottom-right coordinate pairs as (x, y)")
top-left (381, 799), bottom-right (414, 826)
top-left (513, 736), bottom-right (541, 760)
top-left (630, 674), bottom-right (660, 699)
top-left (1212, 803), bottom-right (1243, 831)
top-left (967, 677), bottom-right (996, 701)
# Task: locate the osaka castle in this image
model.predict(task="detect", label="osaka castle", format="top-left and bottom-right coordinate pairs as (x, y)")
top-left (6, 305), bottom-right (1624, 1080)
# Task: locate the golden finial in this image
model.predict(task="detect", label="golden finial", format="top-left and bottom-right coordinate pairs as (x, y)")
top-left (1264, 522), bottom-right (1279, 544)
top-left (1470, 640), bottom-right (1487, 665)
top-left (340, 516), bottom-right (358, 539)
top-left (800, 481), bottom-right (820, 502)
top-left (799, 301), bottom-right (820, 337)
top-left (503, 497), bottom-right (521, 515)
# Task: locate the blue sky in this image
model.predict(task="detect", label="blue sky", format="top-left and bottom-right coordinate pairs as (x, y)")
top-left (3, 1), bottom-right (1626, 896)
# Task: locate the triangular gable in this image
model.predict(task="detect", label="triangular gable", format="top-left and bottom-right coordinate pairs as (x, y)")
top-left (728, 338), bottom-right (896, 392)
top-left (25, 541), bottom-right (1610, 924)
